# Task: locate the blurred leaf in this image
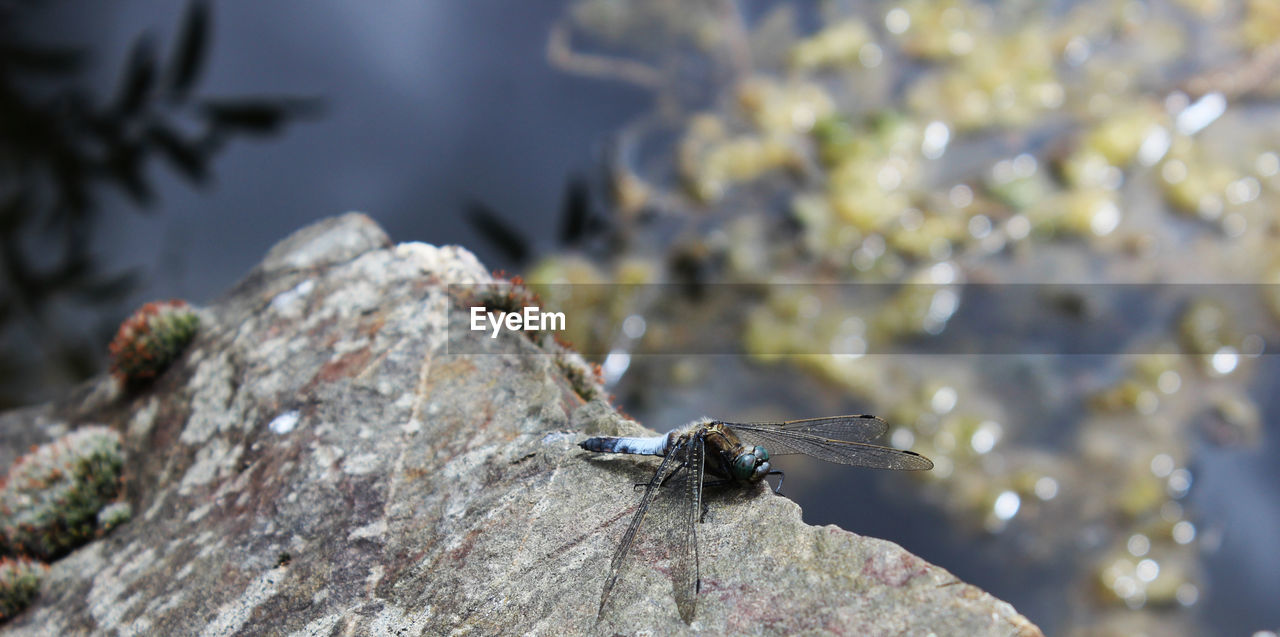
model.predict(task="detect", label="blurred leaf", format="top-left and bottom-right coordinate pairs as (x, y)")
top-left (0, 43), bottom-right (84, 75)
top-left (668, 242), bottom-right (711, 301)
top-left (466, 200), bottom-right (530, 265)
top-left (114, 35), bottom-right (158, 116)
top-left (199, 97), bottom-right (324, 136)
top-left (103, 145), bottom-right (152, 205)
top-left (147, 124), bottom-right (207, 183)
top-left (558, 176), bottom-right (590, 246)
top-left (165, 0), bottom-right (209, 101)
top-left (81, 101), bottom-right (127, 149)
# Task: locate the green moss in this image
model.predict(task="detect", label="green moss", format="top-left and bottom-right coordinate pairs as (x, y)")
top-left (109, 300), bottom-right (200, 386)
top-left (0, 556), bottom-right (46, 621)
top-left (0, 427), bottom-right (125, 560)
top-left (554, 349), bottom-right (605, 402)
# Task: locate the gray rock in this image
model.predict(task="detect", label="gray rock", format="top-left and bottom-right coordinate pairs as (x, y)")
top-left (0, 214), bottom-right (1043, 636)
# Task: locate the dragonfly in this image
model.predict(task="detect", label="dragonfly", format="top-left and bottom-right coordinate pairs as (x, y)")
top-left (579, 414), bottom-right (933, 624)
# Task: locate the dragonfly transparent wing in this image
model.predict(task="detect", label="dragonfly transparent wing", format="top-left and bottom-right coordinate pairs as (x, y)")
top-left (596, 434), bottom-right (706, 624)
top-left (728, 416), bottom-right (932, 470)
top-left (671, 434), bottom-right (703, 624)
top-left (596, 448), bottom-right (681, 622)
top-left (726, 415), bottom-right (888, 451)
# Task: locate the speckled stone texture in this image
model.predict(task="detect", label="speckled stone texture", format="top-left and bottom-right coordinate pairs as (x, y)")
top-left (0, 213), bottom-right (1043, 636)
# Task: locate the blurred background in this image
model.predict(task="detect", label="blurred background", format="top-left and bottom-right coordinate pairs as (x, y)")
top-left (3, 1), bottom-right (1279, 634)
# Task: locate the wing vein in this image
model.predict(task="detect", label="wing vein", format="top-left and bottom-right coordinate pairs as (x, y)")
top-left (728, 424), bottom-right (932, 470)
top-left (596, 450), bottom-right (681, 621)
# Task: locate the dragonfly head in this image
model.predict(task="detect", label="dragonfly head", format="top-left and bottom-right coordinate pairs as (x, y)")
top-left (730, 445), bottom-right (771, 482)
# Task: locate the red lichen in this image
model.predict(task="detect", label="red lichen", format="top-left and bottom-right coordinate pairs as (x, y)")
top-left (108, 299), bottom-right (200, 385)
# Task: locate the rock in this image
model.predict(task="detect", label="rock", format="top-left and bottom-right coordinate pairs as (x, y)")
top-left (0, 214), bottom-right (1043, 636)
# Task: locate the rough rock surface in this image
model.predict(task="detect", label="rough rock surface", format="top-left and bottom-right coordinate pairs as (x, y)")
top-left (0, 213), bottom-right (1043, 636)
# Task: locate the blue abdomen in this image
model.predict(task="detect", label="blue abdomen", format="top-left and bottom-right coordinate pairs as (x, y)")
top-left (579, 434), bottom-right (668, 456)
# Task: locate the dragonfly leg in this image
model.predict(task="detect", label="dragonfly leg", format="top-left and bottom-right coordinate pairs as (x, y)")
top-left (767, 470), bottom-right (786, 494)
top-left (634, 465), bottom-right (684, 491)
top-left (658, 465), bottom-right (685, 488)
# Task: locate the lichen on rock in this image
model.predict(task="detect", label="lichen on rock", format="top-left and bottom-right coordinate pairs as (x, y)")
top-left (95, 502), bottom-right (132, 533)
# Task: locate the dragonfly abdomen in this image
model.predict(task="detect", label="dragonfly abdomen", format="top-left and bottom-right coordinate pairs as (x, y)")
top-left (579, 433), bottom-right (670, 456)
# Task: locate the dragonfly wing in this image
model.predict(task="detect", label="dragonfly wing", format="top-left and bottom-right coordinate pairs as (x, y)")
top-left (671, 434), bottom-right (704, 624)
top-left (724, 415), bottom-right (888, 453)
top-left (728, 424), bottom-right (933, 470)
top-left (596, 449), bottom-right (682, 622)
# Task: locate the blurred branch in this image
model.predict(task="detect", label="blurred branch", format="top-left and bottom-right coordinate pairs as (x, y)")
top-left (465, 200), bottom-right (531, 267)
top-left (1179, 41), bottom-right (1280, 101)
top-left (546, 20), bottom-right (663, 89)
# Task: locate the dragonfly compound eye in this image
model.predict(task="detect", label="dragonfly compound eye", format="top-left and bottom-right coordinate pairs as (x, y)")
top-left (733, 453), bottom-right (758, 480)
top-left (753, 445), bottom-right (769, 462)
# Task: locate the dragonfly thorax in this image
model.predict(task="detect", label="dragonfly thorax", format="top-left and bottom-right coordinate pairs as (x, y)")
top-left (694, 421), bottom-right (774, 483)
